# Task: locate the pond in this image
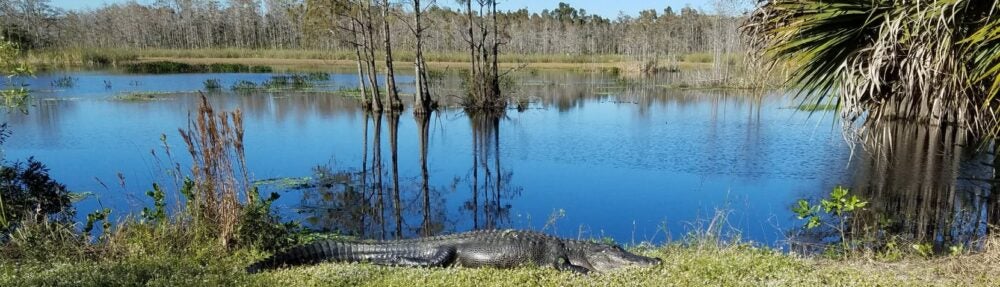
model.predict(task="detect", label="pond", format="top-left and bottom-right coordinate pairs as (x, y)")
top-left (2, 69), bottom-right (994, 249)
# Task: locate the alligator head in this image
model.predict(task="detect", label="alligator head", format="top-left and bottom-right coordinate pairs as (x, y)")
top-left (565, 241), bottom-right (662, 273)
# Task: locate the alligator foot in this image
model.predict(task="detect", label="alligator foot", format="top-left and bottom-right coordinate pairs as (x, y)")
top-left (555, 258), bottom-right (590, 275)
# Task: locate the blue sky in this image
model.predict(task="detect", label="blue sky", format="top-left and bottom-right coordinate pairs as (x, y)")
top-left (49, 0), bottom-right (722, 18)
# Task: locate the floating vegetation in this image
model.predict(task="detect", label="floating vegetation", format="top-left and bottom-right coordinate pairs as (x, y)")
top-left (304, 72), bottom-right (330, 81)
top-left (253, 177), bottom-right (313, 190)
top-left (262, 74), bottom-right (312, 90)
top-left (231, 80), bottom-right (258, 92)
top-left (203, 79), bottom-right (222, 91)
top-left (123, 61), bottom-right (273, 74)
top-left (50, 76), bottom-right (76, 88)
top-left (114, 92), bottom-right (169, 102)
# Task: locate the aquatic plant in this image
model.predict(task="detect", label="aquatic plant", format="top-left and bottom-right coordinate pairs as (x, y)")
top-left (231, 80), bottom-right (258, 92)
top-left (793, 186), bottom-right (867, 255)
top-left (304, 72), bottom-right (330, 81)
top-left (262, 74), bottom-right (313, 90)
top-left (115, 92), bottom-right (160, 101)
top-left (203, 79), bottom-right (222, 91)
top-left (50, 76), bottom-right (75, 88)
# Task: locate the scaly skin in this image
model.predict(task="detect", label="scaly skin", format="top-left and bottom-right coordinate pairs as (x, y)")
top-left (247, 229), bottom-right (661, 274)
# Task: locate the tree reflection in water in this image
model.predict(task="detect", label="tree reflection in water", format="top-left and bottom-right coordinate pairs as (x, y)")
top-left (791, 122), bottom-right (1000, 253)
top-left (464, 112), bottom-right (522, 230)
top-left (296, 112), bottom-right (453, 239)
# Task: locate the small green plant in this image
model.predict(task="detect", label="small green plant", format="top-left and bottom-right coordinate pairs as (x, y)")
top-left (203, 79), bottom-right (222, 91)
top-left (949, 244), bottom-right (964, 256)
top-left (83, 208), bottom-right (111, 238)
top-left (912, 243), bottom-right (933, 258)
top-left (793, 186), bottom-right (868, 255)
top-left (1, 37), bottom-right (32, 113)
top-left (141, 183), bottom-right (167, 224)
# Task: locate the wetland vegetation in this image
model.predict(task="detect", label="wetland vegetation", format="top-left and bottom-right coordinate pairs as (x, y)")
top-left (3, 0), bottom-right (1000, 286)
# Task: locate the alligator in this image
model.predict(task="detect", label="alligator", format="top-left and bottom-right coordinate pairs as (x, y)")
top-left (246, 229), bottom-right (661, 274)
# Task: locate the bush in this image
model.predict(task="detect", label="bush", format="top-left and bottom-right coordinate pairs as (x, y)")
top-left (0, 157), bottom-right (76, 235)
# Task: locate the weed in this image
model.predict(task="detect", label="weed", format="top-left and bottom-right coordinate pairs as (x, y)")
top-left (203, 79), bottom-right (222, 91)
top-left (793, 186), bottom-right (868, 256)
top-left (231, 80), bottom-right (258, 92)
top-left (50, 76), bottom-right (75, 88)
top-left (141, 183), bottom-right (166, 224)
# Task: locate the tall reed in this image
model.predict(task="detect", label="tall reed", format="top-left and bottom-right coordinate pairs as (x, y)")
top-left (178, 95), bottom-right (250, 247)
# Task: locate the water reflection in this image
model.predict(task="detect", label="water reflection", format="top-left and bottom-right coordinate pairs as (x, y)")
top-left (296, 112), bottom-right (451, 239)
top-left (13, 70), bottom-right (1000, 246)
top-left (465, 112), bottom-right (522, 230)
top-left (791, 122), bottom-right (998, 252)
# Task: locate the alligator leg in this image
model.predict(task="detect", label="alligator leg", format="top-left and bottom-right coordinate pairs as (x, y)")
top-left (555, 257), bottom-right (590, 274)
top-left (369, 247), bottom-right (456, 268)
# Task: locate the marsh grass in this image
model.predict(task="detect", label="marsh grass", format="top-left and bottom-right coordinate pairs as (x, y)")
top-left (177, 95), bottom-right (252, 247)
top-left (203, 79), bottom-right (222, 91)
top-left (124, 61), bottom-right (272, 74)
top-left (114, 92), bottom-right (170, 102)
top-left (50, 76), bottom-right (76, 88)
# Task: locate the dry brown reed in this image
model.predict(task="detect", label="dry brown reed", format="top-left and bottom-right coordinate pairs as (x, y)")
top-left (178, 94), bottom-right (250, 247)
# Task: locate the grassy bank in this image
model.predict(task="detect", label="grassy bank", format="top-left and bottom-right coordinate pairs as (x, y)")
top-left (2, 237), bottom-right (998, 287)
top-left (21, 48), bottom-right (727, 72)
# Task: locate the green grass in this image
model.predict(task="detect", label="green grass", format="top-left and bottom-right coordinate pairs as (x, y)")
top-left (2, 239), bottom-right (998, 286)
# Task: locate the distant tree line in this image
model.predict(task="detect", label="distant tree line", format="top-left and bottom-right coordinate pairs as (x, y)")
top-left (0, 0), bottom-right (744, 58)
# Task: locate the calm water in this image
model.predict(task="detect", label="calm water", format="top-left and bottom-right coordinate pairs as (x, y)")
top-left (2, 70), bottom-right (994, 248)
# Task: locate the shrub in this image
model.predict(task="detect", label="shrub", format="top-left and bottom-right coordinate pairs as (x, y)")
top-left (0, 157), bottom-right (76, 236)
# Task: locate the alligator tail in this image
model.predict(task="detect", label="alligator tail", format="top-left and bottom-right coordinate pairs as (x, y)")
top-left (247, 240), bottom-right (362, 273)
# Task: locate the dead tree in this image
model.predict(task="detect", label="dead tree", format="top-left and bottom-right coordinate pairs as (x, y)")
top-left (412, 0), bottom-right (433, 114)
top-left (461, 0), bottom-right (505, 112)
top-left (381, 0), bottom-right (403, 111)
top-left (360, 0), bottom-right (383, 112)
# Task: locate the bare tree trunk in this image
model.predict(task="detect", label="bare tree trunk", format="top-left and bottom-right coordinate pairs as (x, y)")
top-left (465, 0), bottom-right (479, 107)
top-left (372, 113), bottom-right (385, 239)
top-left (416, 113), bottom-right (432, 236)
top-left (388, 113), bottom-right (402, 239)
top-left (359, 112), bottom-right (370, 237)
top-left (350, 21), bottom-right (369, 106)
top-left (381, 0), bottom-right (402, 111)
top-left (362, 0), bottom-right (382, 112)
top-left (490, 1), bottom-right (500, 104)
top-left (412, 0), bottom-right (432, 114)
